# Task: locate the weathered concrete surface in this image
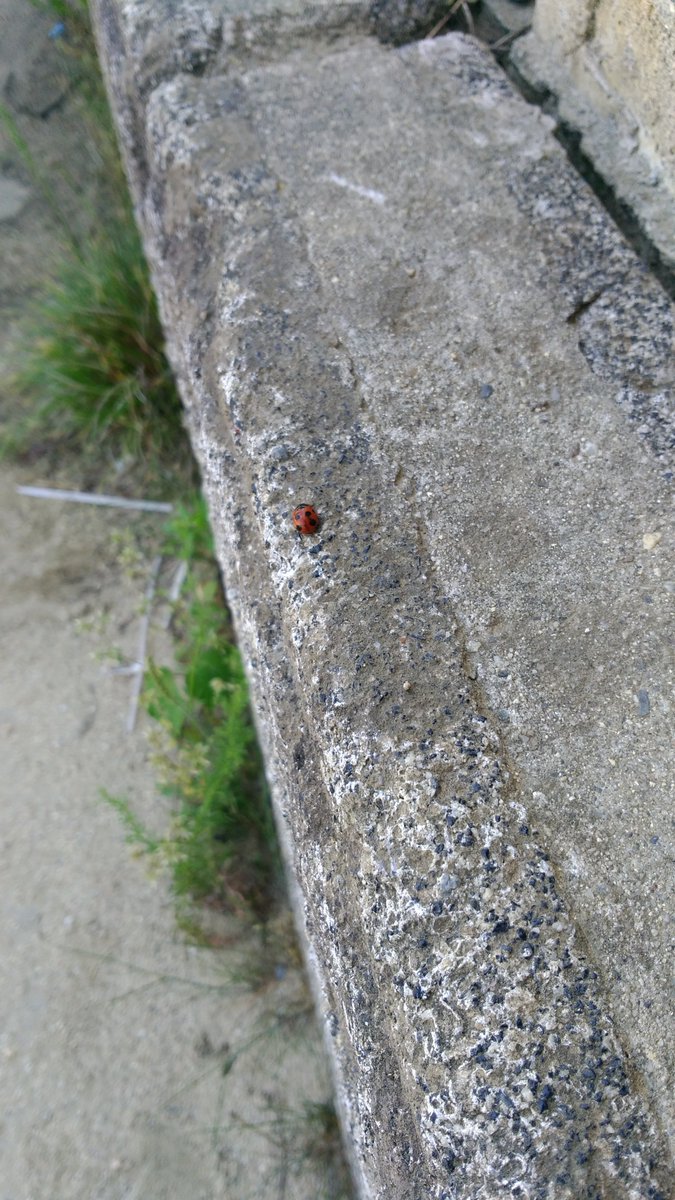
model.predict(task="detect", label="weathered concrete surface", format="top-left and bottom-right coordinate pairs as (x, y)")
top-left (512, 0), bottom-right (675, 274)
top-left (93, 5), bottom-right (674, 1197)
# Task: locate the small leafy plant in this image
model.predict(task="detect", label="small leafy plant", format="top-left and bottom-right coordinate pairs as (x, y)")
top-left (104, 498), bottom-right (281, 919)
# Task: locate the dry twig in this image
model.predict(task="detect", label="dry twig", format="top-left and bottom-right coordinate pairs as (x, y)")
top-left (426, 0), bottom-right (475, 40)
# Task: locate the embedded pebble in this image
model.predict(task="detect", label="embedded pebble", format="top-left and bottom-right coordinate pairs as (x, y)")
top-left (0, 178), bottom-right (31, 222)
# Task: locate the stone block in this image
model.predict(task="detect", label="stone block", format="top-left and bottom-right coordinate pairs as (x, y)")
top-left (92, 4), bottom-right (674, 1194)
top-left (512, 0), bottom-right (675, 273)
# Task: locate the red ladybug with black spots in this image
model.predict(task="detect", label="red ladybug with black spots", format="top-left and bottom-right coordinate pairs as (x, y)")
top-left (292, 503), bottom-right (321, 536)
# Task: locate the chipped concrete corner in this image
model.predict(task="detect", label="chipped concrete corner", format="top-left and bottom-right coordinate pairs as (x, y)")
top-left (92, 2), bottom-right (673, 1196)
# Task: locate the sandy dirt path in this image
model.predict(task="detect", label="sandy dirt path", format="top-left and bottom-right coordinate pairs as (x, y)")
top-left (0, 464), bottom-right (329, 1200)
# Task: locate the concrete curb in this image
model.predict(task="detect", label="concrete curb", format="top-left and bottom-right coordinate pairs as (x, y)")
top-left (92, 4), bottom-right (673, 1195)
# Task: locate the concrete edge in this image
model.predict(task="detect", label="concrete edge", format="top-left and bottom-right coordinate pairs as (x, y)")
top-left (90, 4), bottom-right (674, 1196)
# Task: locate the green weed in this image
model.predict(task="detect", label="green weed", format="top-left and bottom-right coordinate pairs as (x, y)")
top-left (161, 492), bottom-right (215, 564)
top-left (2, 1), bottom-right (188, 476)
top-left (104, 498), bottom-right (281, 918)
top-left (3, 212), bottom-right (185, 465)
top-left (29, 0), bottom-right (89, 24)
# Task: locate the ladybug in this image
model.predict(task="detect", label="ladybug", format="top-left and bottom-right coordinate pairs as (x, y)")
top-left (292, 503), bottom-right (321, 535)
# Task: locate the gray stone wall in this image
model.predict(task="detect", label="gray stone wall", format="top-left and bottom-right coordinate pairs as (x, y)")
top-left (92, 3), bottom-right (674, 1195)
top-left (513, 0), bottom-right (675, 272)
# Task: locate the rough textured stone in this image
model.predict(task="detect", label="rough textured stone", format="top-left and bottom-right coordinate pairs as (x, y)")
top-left (529, 0), bottom-right (674, 185)
top-left (92, 5), bottom-right (674, 1196)
top-left (0, 176), bottom-right (30, 221)
top-left (88, 0), bottom-right (449, 100)
top-left (512, 0), bottom-right (675, 273)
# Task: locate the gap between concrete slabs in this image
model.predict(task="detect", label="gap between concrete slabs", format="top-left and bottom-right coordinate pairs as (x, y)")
top-left (92, 7), bottom-right (674, 1198)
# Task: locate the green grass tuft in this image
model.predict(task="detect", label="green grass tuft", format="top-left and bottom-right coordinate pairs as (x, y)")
top-left (2, 0), bottom-right (186, 472)
top-left (4, 213), bottom-right (184, 464)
